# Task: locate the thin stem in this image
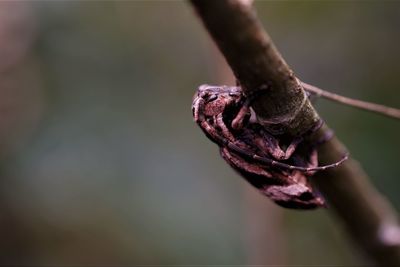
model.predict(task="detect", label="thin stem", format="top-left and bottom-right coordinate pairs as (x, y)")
top-left (301, 81), bottom-right (400, 120)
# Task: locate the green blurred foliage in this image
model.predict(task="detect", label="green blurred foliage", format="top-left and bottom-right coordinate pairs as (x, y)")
top-left (0, 1), bottom-right (399, 266)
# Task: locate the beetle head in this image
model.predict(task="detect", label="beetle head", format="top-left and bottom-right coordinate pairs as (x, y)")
top-left (193, 85), bottom-right (242, 117)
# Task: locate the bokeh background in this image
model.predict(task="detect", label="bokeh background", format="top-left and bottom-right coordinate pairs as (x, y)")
top-left (0, 1), bottom-right (399, 265)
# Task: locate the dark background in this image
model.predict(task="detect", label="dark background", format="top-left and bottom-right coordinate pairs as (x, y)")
top-left (0, 1), bottom-right (399, 265)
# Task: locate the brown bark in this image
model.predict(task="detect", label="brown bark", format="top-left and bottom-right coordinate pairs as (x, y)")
top-left (189, 0), bottom-right (400, 265)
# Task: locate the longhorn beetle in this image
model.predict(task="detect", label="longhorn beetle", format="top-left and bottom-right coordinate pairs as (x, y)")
top-left (192, 83), bottom-right (399, 209)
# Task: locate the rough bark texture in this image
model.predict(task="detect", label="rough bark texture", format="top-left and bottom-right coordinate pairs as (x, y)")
top-left (190, 0), bottom-right (400, 265)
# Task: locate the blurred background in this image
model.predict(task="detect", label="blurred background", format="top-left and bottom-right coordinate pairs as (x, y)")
top-left (0, 1), bottom-right (399, 265)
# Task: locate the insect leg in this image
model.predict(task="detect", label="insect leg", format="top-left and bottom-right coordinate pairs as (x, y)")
top-left (192, 96), bottom-right (205, 124)
top-left (231, 88), bottom-right (269, 130)
top-left (192, 97), bottom-right (231, 146)
top-left (279, 119), bottom-right (324, 160)
top-left (215, 114), bottom-right (236, 140)
top-left (231, 98), bottom-right (251, 130)
top-left (255, 129), bottom-right (289, 160)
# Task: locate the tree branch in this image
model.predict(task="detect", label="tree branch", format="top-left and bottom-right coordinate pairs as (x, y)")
top-left (301, 82), bottom-right (400, 121)
top-left (191, 0), bottom-right (319, 137)
top-left (189, 0), bottom-right (400, 265)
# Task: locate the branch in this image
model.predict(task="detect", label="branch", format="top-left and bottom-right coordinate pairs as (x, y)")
top-left (191, 0), bottom-right (319, 137)
top-left (189, 0), bottom-right (400, 265)
top-left (301, 81), bottom-right (400, 121)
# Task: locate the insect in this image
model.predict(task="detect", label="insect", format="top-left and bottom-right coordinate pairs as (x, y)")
top-left (192, 84), bottom-right (348, 209)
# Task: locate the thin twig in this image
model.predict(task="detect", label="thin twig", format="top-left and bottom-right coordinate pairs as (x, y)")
top-left (189, 0), bottom-right (400, 265)
top-left (301, 81), bottom-right (400, 120)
